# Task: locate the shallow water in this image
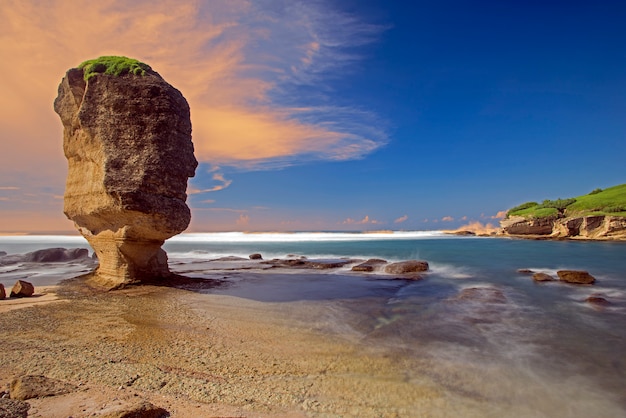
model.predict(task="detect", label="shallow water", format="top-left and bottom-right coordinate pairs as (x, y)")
top-left (1, 232), bottom-right (625, 416)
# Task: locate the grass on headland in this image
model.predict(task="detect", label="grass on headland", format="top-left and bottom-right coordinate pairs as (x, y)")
top-left (78, 56), bottom-right (152, 81)
top-left (507, 183), bottom-right (626, 219)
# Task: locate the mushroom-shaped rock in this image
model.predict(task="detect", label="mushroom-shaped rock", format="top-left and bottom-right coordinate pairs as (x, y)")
top-left (557, 270), bottom-right (596, 285)
top-left (54, 56), bottom-right (197, 289)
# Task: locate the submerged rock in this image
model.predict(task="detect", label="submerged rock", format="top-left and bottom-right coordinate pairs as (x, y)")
top-left (10, 280), bottom-right (34, 298)
top-left (557, 270), bottom-right (596, 285)
top-left (54, 56), bottom-right (197, 289)
top-left (586, 295), bottom-right (610, 306)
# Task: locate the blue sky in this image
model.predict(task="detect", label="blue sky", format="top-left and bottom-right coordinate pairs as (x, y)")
top-left (1, 0), bottom-right (625, 232)
top-left (189, 0), bottom-right (626, 231)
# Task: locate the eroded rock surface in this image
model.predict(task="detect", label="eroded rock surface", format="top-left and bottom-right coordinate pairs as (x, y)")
top-left (54, 59), bottom-right (197, 289)
top-left (500, 215), bottom-right (626, 240)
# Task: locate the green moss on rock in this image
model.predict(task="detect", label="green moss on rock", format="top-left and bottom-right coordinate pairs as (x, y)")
top-left (78, 56), bottom-right (152, 81)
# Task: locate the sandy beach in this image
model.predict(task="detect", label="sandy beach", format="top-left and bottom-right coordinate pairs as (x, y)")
top-left (0, 273), bottom-right (456, 418)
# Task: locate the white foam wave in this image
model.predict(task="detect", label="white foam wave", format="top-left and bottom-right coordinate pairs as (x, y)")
top-left (168, 231), bottom-right (446, 243)
top-left (429, 263), bottom-right (475, 279)
top-left (0, 235), bottom-right (87, 244)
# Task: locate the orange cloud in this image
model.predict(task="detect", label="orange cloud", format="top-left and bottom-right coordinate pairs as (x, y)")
top-left (394, 215), bottom-right (408, 223)
top-left (1, 0), bottom-right (385, 172)
top-left (0, 0), bottom-right (386, 232)
top-left (492, 210), bottom-right (507, 219)
top-left (442, 216), bottom-right (454, 222)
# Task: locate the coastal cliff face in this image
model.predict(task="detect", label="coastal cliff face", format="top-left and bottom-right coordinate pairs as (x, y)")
top-left (500, 215), bottom-right (626, 240)
top-left (54, 61), bottom-right (197, 288)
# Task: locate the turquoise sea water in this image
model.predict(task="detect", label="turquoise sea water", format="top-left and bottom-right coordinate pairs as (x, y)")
top-left (1, 231), bottom-right (625, 415)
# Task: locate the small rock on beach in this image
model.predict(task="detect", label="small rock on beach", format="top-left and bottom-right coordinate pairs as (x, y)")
top-left (10, 280), bottom-right (34, 298)
top-left (10, 375), bottom-right (76, 401)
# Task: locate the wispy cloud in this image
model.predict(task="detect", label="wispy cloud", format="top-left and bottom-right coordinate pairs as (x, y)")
top-left (394, 215), bottom-right (408, 223)
top-left (441, 216), bottom-right (454, 222)
top-left (0, 187), bottom-right (19, 191)
top-left (341, 215), bottom-right (382, 225)
top-left (188, 172), bottom-right (233, 194)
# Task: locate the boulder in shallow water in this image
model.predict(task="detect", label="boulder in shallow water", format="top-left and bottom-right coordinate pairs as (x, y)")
top-left (557, 270), bottom-right (596, 285)
top-left (249, 253), bottom-right (263, 260)
top-left (384, 260), bottom-right (429, 274)
top-left (23, 248), bottom-right (89, 262)
top-left (532, 272), bottom-right (556, 282)
top-left (10, 280), bottom-right (34, 298)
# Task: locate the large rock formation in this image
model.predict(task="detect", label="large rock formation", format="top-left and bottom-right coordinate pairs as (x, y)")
top-left (54, 57), bottom-right (197, 289)
top-left (499, 215), bottom-right (626, 240)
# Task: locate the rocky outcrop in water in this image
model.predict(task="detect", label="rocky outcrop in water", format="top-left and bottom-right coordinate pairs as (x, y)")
top-left (557, 270), bottom-right (596, 285)
top-left (54, 57), bottom-right (197, 289)
top-left (384, 260), bottom-right (429, 274)
top-left (500, 215), bottom-right (626, 240)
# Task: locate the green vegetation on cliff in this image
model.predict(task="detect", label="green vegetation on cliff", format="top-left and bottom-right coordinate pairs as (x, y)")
top-left (507, 184), bottom-right (626, 219)
top-left (78, 56), bottom-right (152, 81)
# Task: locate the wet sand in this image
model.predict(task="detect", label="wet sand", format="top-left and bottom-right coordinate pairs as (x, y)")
top-left (0, 275), bottom-right (455, 417)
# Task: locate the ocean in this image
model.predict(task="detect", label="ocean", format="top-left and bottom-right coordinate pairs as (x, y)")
top-left (1, 231), bottom-right (625, 416)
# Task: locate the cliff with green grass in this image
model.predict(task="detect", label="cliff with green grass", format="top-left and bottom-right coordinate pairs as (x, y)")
top-left (500, 184), bottom-right (626, 240)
